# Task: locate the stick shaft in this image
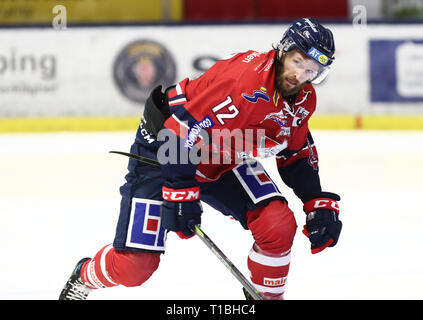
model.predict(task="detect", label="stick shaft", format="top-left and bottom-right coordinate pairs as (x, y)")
top-left (192, 224), bottom-right (264, 300)
top-left (110, 151), bottom-right (264, 300)
top-left (109, 151), bottom-right (160, 166)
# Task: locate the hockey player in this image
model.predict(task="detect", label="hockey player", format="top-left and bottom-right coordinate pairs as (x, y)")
top-left (59, 18), bottom-right (342, 300)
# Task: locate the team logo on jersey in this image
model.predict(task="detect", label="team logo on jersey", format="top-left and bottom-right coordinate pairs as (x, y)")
top-left (113, 39), bottom-right (176, 104)
top-left (242, 87), bottom-right (270, 103)
top-left (262, 109), bottom-right (290, 137)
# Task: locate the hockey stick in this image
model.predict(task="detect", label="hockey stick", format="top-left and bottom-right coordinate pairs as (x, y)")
top-left (188, 222), bottom-right (264, 300)
top-left (109, 151), bottom-right (161, 167)
top-left (110, 150), bottom-right (264, 300)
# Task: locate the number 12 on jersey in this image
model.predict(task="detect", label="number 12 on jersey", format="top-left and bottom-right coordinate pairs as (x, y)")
top-left (212, 96), bottom-right (239, 125)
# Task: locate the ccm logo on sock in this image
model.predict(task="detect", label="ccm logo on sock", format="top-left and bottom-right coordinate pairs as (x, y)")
top-left (162, 186), bottom-right (200, 202)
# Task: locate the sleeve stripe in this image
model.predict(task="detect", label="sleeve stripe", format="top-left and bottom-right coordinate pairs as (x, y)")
top-left (168, 83), bottom-right (187, 107)
top-left (164, 114), bottom-right (189, 140)
top-left (176, 83), bottom-right (183, 95)
top-left (171, 114), bottom-right (189, 129)
top-left (169, 97), bottom-right (187, 106)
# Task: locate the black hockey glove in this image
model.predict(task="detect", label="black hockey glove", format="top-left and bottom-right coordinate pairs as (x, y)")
top-left (302, 192), bottom-right (342, 254)
top-left (160, 185), bottom-right (202, 238)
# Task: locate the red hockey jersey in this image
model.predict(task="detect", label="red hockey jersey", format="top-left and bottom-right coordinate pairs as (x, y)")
top-left (163, 49), bottom-right (319, 189)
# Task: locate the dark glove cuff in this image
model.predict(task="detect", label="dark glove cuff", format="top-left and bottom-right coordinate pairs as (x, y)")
top-left (302, 191), bottom-right (340, 203)
top-left (163, 179), bottom-right (198, 189)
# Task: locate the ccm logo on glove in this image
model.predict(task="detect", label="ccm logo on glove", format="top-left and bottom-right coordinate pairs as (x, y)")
top-left (162, 186), bottom-right (200, 202)
top-left (303, 198), bottom-right (339, 213)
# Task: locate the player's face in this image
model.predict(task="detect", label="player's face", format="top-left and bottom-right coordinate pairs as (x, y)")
top-left (276, 49), bottom-right (320, 96)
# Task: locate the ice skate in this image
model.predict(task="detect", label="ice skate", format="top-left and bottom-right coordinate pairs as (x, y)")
top-left (59, 258), bottom-right (91, 300)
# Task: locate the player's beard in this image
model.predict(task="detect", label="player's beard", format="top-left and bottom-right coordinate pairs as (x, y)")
top-left (275, 54), bottom-right (306, 97)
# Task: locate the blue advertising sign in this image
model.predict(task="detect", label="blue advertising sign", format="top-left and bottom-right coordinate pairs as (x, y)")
top-left (370, 39), bottom-right (423, 103)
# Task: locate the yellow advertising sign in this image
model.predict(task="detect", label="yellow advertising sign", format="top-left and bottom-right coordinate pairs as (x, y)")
top-left (0, 0), bottom-right (182, 24)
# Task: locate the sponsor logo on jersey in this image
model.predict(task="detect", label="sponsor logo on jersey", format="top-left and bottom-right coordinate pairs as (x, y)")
top-left (126, 199), bottom-right (166, 252)
top-left (236, 150), bottom-right (254, 160)
top-left (273, 91), bottom-right (280, 106)
top-left (257, 135), bottom-right (288, 158)
top-left (306, 138), bottom-right (318, 170)
top-left (292, 106), bottom-right (310, 127)
top-left (290, 90), bottom-right (311, 126)
top-left (184, 115), bottom-right (214, 150)
top-left (113, 39), bottom-right (176, 104)
top-left (295, 90), bottom-right (312, 105)
top-left (242, 87), bottom-right (270, 103)
top-left (242, 51), bottom-right (262, 63)
top-left (233, 160), bottom-right (282, 203)
top-left (140, 119), bottom-right (156, 143)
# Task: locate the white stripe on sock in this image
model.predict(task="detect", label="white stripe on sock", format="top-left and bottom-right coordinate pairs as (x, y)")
top-left (248, 249), bottom-right (291, 267)
top-left (100, 244), bottom-right (118, 286)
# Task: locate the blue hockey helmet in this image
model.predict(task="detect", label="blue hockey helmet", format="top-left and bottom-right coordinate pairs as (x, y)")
top-left (279, 18), bottom-right (335, 84)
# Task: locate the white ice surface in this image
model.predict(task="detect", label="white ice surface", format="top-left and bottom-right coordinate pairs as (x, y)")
top-left (0, 130), bottom-right (422, 300)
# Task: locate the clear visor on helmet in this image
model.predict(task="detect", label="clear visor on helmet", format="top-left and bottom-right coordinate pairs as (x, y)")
top-left (306, 46), bottom-right (333, 84)
top-left (310, 63), bottom-right (331, 84)
top-left (283, 52), bottom-right (331, 85)
top-left (279, 39), bottom-right (333, 84)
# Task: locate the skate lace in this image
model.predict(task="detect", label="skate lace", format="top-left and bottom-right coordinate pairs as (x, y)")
top-left (65, 278), bottom-right (92, 300)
